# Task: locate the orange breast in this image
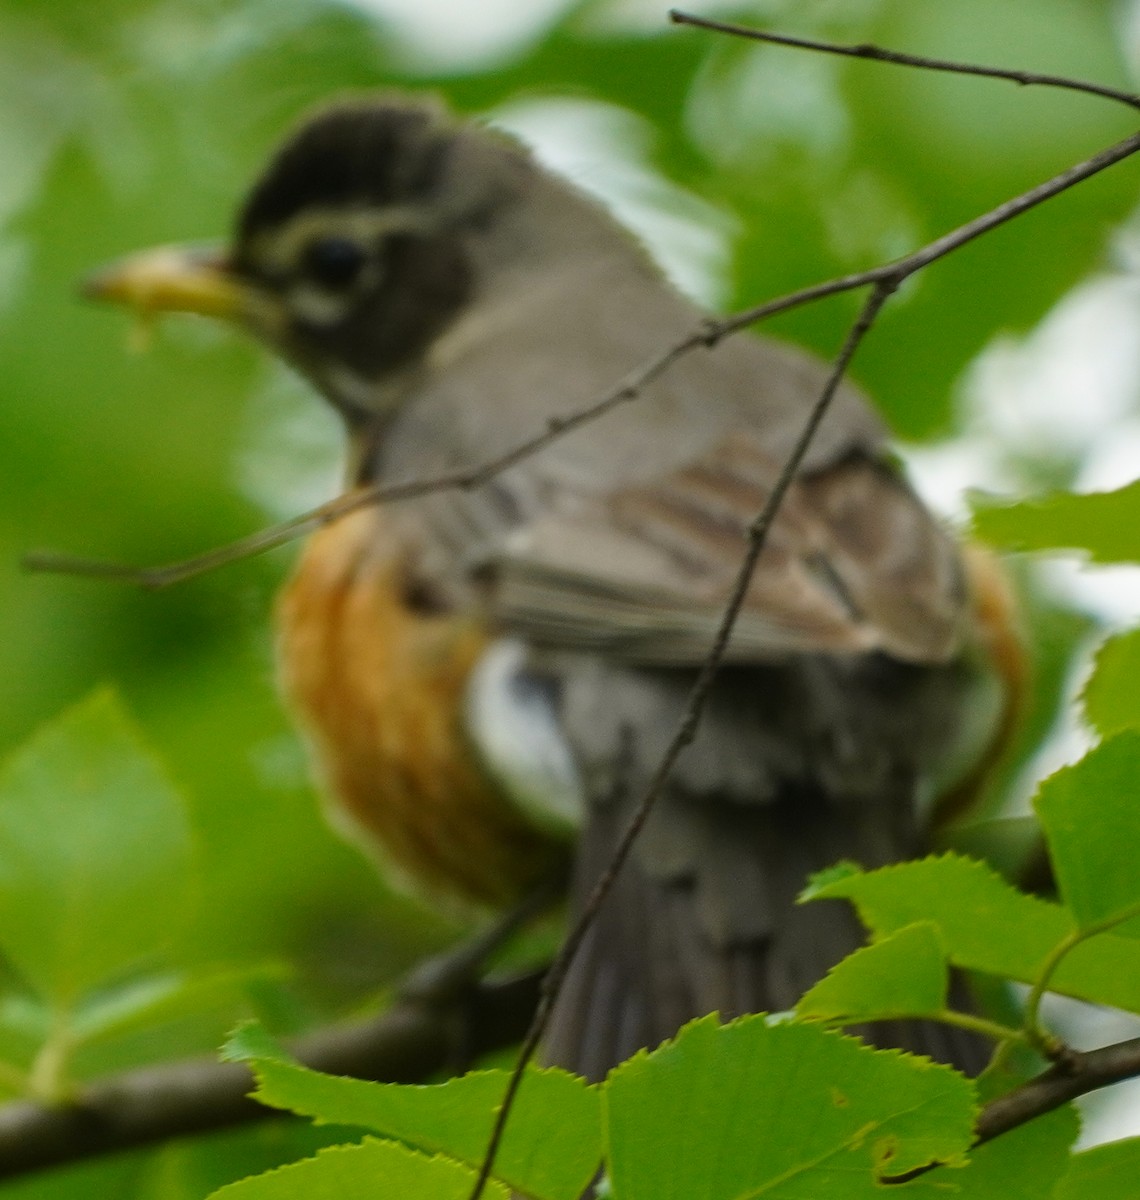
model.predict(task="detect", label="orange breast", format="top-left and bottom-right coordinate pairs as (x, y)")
top-left (930, 541), bottom-right (1028, 829)
top-left (276, 504), bottom-right (563, 909)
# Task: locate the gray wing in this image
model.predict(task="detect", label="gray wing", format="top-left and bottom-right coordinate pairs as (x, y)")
top-left (490, 435), bottom-right (966, 665)
top-left (366, 255), bottom-right (963, 667)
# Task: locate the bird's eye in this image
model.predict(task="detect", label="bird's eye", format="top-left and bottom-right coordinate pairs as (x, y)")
top-left (302, 237), bottom-right (367, 289)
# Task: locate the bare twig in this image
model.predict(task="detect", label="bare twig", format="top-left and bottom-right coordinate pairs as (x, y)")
top-left (885, 1034), bottom-right (1140, 1184)
top-left (975, 1035), bottom-right (1140, 1144)
top-left (710, 127), bottom-right (1140, 343)
top-left (465, 122), bottom-right (1140, 1199)
top-left (22, 337), bottom-right (705, 588)
top-left (669, 11), bottom-right (1140, 112)
top-left (22, 127), bottom-right (1140, 589)
top-left (465, 281), bottom-right (894, 1200)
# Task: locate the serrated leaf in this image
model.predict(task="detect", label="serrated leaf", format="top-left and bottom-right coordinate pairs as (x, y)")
top-left (803, 859), bottom-right (864, 893)
top-left (1056, 1136), bottom-right (1140, 1198)
top-left (0, 690), bottom-right (196, 1006)
top-left (206, 1138), bottom-right (507, 1200)
top-left (228, 1028), bottom-right (599, 1200)
top-left (809, 854), bottom-right (1140, 1013)
top-left (971, 481), bottom-right (1140, 563)
top-left (797, 922), bottom-right (949, 1022)
top-left (1083, 629), bottom-right (1140, 738)
top-left (1034, 733), bottom-right (1140, 930)
top-left (605, 1015), bottom-right (976, 1199)
top-left (223, 1020), bottom-right (292, 1066)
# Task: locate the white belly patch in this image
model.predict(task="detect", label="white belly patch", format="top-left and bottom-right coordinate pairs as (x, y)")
top-left (464, 638), bottom-right (585, 836)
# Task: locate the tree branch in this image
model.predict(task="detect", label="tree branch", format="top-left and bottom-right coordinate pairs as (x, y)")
top-left (669, 11), bottom-right (1140, 112)
top-left (0, 960), bottom-right (541, 1181)
top-left (976, 1035), bottom-right (1140, 1144)
top-left (885, 1034), bottom-right (1140, 1184)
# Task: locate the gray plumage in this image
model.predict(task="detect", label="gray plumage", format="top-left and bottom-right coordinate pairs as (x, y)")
top-left (146, 96), bottom-right (1004, 1076)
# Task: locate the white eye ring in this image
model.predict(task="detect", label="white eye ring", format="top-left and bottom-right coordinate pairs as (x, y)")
top-left (287, 283), bottom-right (355, 327)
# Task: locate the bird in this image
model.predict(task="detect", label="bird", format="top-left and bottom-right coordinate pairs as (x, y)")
top-left (85, 93), bottom-right (1023, 1080)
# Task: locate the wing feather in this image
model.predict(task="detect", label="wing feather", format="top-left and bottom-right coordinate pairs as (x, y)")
top-left (487, 435), bottom-right (966, 665)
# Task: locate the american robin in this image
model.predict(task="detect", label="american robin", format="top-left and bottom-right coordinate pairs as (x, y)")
top-left (86, 95), bottom-right (1023, 1079)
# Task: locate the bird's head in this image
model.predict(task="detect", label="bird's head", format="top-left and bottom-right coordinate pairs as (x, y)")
top-left (85, 95), bottom-right (536, 421)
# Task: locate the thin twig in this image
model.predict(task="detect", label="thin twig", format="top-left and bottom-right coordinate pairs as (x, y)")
top-left (22, 126), bottom-right (1140, 589)
top-left (885, 1034), bottom-right (1140, 1184)
top-left (466, 123), bottom-right (1140, 1199)
top-left (669, 11), bottom-right (1140, 112)
top-left (21, 337), bottom-right (704, 588)
top-left (711, 127), bottom-right (1140, 343)
top-left (466, 280), bottom-right (895, 1200)
top-left (975, 1035), bottom-right (1140, 1144)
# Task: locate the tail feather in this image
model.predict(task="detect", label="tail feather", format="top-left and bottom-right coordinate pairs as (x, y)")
top-left (544, 781), bottom-right (991, 1080)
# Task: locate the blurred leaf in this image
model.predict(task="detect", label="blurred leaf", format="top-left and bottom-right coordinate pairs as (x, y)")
top-left (1057, 1137), bottom-right (1140, 1199)
top-left (0, 1152), bottom-right (146, 1200)
top-left (797, 922), bottom-right (949, 1023)
top-left (939, 816), bottom-right (1044, 884)
top-left (0, 689), bottom-right (195, 1007)
top-left (949, 1104), bottom-right (1078, 1199)
top-left (605, 1015), bottom-right (976, 1198)
top-left (69, 965), bottom-right (273, 1049)
top-left (206, 1139), bottom-right (507, 1200)
top-left (971, 481), bottom-right (1140, 563)
top-left (808, 854), bottom-right (1140, 1013)
top-left (224, 1019), bottom-right (291, 1065)
top-left (1083, 629), bottom-right (1140, 738)
top-left (1034, 733), bottom-right (1140, 931)
top-left (227, 1026), bottom-right (601, 1200)
top-left (133, 1118), bottom-right (365, 1200)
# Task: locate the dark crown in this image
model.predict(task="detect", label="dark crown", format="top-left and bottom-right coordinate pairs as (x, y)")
top-left (236, 99), bottom-right (454, 242)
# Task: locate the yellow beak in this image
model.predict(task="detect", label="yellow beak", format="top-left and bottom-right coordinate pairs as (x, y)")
top-left (82, 245), bottom-right (247, 321)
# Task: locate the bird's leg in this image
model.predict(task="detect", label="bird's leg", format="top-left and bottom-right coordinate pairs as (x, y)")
top-left (396, 869), bottom-right (568, 1070)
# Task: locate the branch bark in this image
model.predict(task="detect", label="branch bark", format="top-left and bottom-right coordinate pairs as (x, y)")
top-left (976, 1035), bottom-right (1140, 1144)
top-left (0, 966), bottom-right (540, 1180)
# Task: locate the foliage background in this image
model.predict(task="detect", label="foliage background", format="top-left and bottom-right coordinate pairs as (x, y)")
top-left (2, 0), bottom-right (1140, 1195)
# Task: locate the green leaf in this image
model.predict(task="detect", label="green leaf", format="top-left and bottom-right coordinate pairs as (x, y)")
top-left (70, 966), bottom-right (270, 1049)
top-left (223, 1019), bottom-right (293, 1066)
top-left (227, 1028), bottom-right (600, 1200)
top-left (797, 922), bottom-right (949, 1022)
top-left (971, 481), bottom-right (1140, 563)
top-left (808, 854), bottom-right (1140, 1013)
top-left (942, 816), bottom-right (1045, 884)
top-left (0, 690), bottom-right (196, 1006)
top-left (1057, 1137), bottom-right (1140, 1199)
top-left (206, 1139), bottom-right (507, 1200)
top-left (949, 1104), bottom-right (1078, 1198)
top-left (604, 1015), bottom-right (976, 1199)
top-left (1083, 629), bottom-right (1140, 738)
top-left (1034, 733), bottom-right (1140, 930)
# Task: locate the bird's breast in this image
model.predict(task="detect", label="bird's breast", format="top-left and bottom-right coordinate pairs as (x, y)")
top-left (275, 503), bottom-right (564, 909)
